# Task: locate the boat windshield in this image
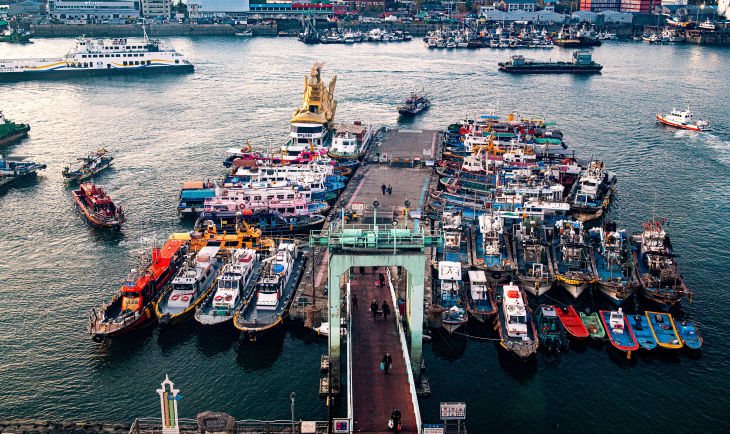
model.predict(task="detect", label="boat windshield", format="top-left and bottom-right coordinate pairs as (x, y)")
top-left (173, 283), bottom-right (193, 292)
top-left (509, 315), bottom-right (526, 325)
top-left (124, 291), bottom-right (141, 298)
top-left (219, 279), bottom-right (237, 290)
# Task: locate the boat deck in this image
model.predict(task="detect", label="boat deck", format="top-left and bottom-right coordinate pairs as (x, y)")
top-left (350, 267), bottom-right (418, 433)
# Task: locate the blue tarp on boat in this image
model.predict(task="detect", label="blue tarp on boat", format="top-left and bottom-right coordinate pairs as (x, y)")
top-left (180, 189), bottom-right (215, 200)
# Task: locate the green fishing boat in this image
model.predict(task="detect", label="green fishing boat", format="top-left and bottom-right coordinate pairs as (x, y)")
top-left (579, 311), bottom-right (606, 339)
top-left (0, 111), bottom-right (31, 146)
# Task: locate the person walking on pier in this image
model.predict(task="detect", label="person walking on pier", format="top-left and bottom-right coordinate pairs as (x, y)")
top-left (352, 294), bottom-right (358, 311)
top-left (382, 300), bottom-right (390, 322)
top-left (387, 185), bottom-right (392, 195)
top-left (382, 352), bottom-right (392, 375)
top-left (381, 184), bottom-right (387, 195)
top-left (371, 299), bottom-right (378, 320)
top-left (379, 272), bottom-right (386, 287)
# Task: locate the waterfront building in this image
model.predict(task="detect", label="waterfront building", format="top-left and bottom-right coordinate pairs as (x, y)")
top-left (187, 0), bottom-right (250, 19)
top-left (47, 0), bottom-right (142, 23)
top-left (7, 0), bottom-right (46, 16)
top-left (142, 0), bottom-right (171, 18)
top-left (579, 0), bottom-right (620, 12)
top-left (661, 0), bottom-right (687, 5)
top-left (345, 0), bottom-right (395, 11)
top-left (619, 0), bottom-right (655, 13)
top-left (499, 0), bottom-right (536, 12)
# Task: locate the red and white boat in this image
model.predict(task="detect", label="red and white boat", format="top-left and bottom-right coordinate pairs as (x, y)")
top-left (656, 107), bottom-right (711, 132)
top-left (72, 182), bottom-right (126, 229)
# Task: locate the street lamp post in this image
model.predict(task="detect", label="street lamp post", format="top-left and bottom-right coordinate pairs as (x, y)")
top-left (290, 392), bottom-right (296, 433)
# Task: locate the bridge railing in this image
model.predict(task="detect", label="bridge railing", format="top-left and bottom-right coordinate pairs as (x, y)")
top-left (346, 281), bottom-right (354, 432)
top-left (386, 268), bottom-right (423, 433)
top-left (128, 417), bottom-right (329, 433)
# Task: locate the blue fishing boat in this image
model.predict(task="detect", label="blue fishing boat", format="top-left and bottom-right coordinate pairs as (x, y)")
top-left (177, 180), bottom-right (217, 216)
top-left (599, 309), bottom-right (639, 353)
top-left (473, 213), bottom-right (514, 282)
top-left (627, 314), bottom-right (657, 350)
top-left (646, 311), bottom-right (683, 349)
top-left (465, 270), bottom-right (497, 322)
top-left (588, 221), bottom-right (638, 305)
top-left (676, 320), bottom-right (702, 350)
top-left (436, 261), bottom-right (468, 333)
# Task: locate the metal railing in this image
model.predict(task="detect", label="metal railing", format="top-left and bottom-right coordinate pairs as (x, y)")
top-left (129, 417), bottom-right (329, 433)
top-left (386, 268), bottom-right (423, 433)
top-left (346, 281), bottom-right (354, 431)
top-left (309, 223), bottom-right (441, 252)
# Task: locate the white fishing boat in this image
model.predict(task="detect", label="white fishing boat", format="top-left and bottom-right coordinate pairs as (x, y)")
top-left (656, 106), bottom-right (711, 131)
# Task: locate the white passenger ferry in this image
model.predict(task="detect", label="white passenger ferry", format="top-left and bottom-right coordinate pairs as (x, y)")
top-left (0, 29), bottom-right (193, 80)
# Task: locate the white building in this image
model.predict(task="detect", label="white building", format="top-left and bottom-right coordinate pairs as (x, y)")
top-left (142, 0), bottom-right (171, 18)
top-left (47, 0), bottom-right (142, 23)
top-left (719, 0), bottom-right (730, 19)
top-left (187, 0), bottom-right (250, 19)
top-left (661, 0), bottom-right (687, 5)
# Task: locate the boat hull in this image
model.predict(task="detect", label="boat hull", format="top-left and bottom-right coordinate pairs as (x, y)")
top-left (597, 281), bottom-right (635, 306)
top-left (441, 319), bottom-right (467, 334)
top-left (556, 275), bottom-right (592, 299)
top-left (90, 306), bottom-right (156, 341)
top-left (519, 275), bottom-right (554, 297)
top-left (0, 126), bottom-right (30, 146)
top-left (498, 64), bottom-right (602, 74)
top-left (0, 64), bottom-right (194, 82)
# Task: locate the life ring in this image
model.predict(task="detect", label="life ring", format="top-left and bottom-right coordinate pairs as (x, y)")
top-left (239, 203), bottom-right (246, 210)
top-left (222, 189), bottom-right (228, 196)
top-left (225, 295), bottom-right (233, 301)
top-left (543, 326), bottom-right (549, 335)
top-left (171, 294), bottom-right (179, 301)
top-left (181, 295), bottom-right (190, 302)
top-left (214, 296), bottom-right (223, 301)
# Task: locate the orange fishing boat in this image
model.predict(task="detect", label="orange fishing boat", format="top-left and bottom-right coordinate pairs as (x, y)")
top-left (88, 239), bottom-right (187, 341)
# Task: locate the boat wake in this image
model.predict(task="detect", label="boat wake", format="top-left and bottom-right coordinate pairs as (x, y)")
top-left (675, 130), bottom-right (730, 166)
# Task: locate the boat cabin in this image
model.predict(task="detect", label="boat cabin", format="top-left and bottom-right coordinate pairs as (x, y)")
top-left (212, 248), bottom-right (255, 314)
top-left (502, 282), bottom-right (528, 338)
top-left (168, 246), bottom-right (220, 312)
top-left (572, 51), bottom-right (593, 65)
top-left (438, 261), bottom-right (462, 308)
top-left (608, 308), bottom-right (625, 333)
top-left (468, 270), bottom-right (490, 303)
top-left (257, 243), bottom-right (297, 309)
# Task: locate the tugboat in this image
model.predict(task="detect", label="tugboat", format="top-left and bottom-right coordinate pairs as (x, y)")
top-left (656, 106), bottom-right (711, 131)
top-left (71, 182), bottom-right (126, 229)
top-left (233, 243), bottom-right (307, 341)
top-left (632, 219), bottom-right (690, 307)
top-left (513, 216), bottom-right (555, 297)
top-left (62, 149), bottom-right (113, 181)
top-left (88, 239), bottom-right (187, 341)
top-left (155, 246), bottom-right (224, 327)
top-left (535, 305), bottom-right (568, 353)
top-left (194, 248), bottom-right (260, 326)
top-left (436, 261), bottom-right (468, 333)
top-left (498, 51), bottom-right (603, 74)
top-left (568, 160), bottom-right (616, 221)
top-left (397, 90), bottom-right (430, 117)
top-left (0, 155), bottom-right (46, 188)
top-left (552, 219), bottom-right (596, 299)
top-left (588, 222), bottom-right (638, 305)
top-left (465, 270), bottom-right (497, 322)
top-left (495, 281), bottom-right (538, 358)
top-left (0, 111), bottom-right (31, 145)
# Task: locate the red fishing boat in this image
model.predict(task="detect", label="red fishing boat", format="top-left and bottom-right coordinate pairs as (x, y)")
top-left (88, 239), bottom-right (187, 341)
top-left (555, 305), bottom-right (590, 338)
top-left (72, 182), bottom-right (126, 229)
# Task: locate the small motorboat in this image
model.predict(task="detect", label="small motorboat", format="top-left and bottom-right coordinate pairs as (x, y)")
top-left (555, 305), bottom-right (589, 338)
top-left (656, 106), bottom-right (711, 132)
top-left (437, 261), bottom-right (468, 333)
top-left (676, 320), bottom-right (702, 350)
top-left (535, 305), bottom-right (568, 353)
top-left (72, 182), bottom-right (126, 229)
top-left (600, 308), bottom-right (639, 353)
top-left (579, 311), bottom-right (605, 339)
top-left (646, 311), bottom-right (683, 349)
top-left (628, 314), bottom-right (657, 350)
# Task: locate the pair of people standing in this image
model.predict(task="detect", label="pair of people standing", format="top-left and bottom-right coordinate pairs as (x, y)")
top-left (380, 184), bottom-right (392, 195)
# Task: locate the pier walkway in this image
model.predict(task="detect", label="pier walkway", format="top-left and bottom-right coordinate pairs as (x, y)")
top-left (350, 267), bottom-right (418, 433)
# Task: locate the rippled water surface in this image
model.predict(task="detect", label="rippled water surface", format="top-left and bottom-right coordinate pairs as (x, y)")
top-left (1, 38), bottom-right (729, 430)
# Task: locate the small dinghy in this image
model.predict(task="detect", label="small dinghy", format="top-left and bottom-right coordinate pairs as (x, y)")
top-left (579, 311), bottom-right (605, 339)
top-left (646, 311), bottom-right (683, 349)
top-left (535, 305), bottom-right (568, 353)
top-left (628, 314), bottom-right (657, 350)
top-left (676, 320), bottom-right (702, 350)
top-left (555, 305), bottom-right (589, 338)
top-left (600, 308), bottom-right (639, 353)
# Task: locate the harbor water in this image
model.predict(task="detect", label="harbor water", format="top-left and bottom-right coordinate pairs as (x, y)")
top-left (1, 38), bottom-right (729, 431)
